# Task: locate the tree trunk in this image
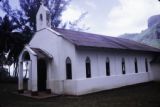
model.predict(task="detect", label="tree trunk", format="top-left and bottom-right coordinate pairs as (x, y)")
top-left (13, 62), bottom-right (19, 77)
top-left (8, 65), bottom-right (10, 77)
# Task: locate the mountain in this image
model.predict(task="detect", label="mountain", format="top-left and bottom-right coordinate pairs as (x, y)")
top-left (148, 15), bottom-right (160, 28)
top-left (120, 15), bottom-right (160, 49)
top-left (119, 33), bottom-right (139, 41)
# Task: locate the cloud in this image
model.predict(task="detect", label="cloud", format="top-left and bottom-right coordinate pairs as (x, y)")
top-left (103, 0), bottom-right (160, 36)
top-left (61, 0), bottom-right (160, 37)
top-left (61, 5), bottom-right (82, 22)
top-left (85, 1), bottom-right (96, 9)
top-left (61, 3), bottom-right (89, 30)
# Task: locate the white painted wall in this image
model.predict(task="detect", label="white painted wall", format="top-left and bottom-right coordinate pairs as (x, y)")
top-left (30, 29), bottom-right (62, 94)
top-left (63, 47), bottom-right (155, 95)
top-left (29, 28), bottom-right (77, 94)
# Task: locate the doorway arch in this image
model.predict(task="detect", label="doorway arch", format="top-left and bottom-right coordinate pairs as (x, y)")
top-left (22, 51), bottom-right (30, 61)
top-left (18, 46), bottom-right (53, 95)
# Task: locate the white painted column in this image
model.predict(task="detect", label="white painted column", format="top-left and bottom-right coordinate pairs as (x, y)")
top-left (18, 61), bottom-right (23, 93)
top-left (27, 61), bottom-right (32, 91)
top-left (31, 56), bottom-right (38, 93)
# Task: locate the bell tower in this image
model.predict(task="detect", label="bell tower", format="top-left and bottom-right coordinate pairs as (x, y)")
top-left (36, 3), bottom-right (51, 31)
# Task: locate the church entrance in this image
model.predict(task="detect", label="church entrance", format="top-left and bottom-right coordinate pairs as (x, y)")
top-left (37, 59), bottom-right (47, 91)
top-left (18, 46), bottom-right (53, 96)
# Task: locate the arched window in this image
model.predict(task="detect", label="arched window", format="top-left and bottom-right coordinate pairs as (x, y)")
top-left (86, 57), bottom-right (91, 78)
top-left (106, 57), bottom-right (110, 76)
top-left (135, 58), bottom-right (138, 73)
top-left (145, 58), bottom-right (148, 72)
top-left (122, 58), bottom-right (126, 74)
top-left (40, 14), bottom-right (43, 21)
top-left (66, 57), bottom-right (72, 79)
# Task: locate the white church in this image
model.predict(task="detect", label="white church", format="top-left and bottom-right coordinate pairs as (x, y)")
top-left (18, 4), bottom-right (160, 96)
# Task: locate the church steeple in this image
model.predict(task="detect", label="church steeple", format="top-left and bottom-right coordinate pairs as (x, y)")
top-left (36, 3), bottom-right (51, 31)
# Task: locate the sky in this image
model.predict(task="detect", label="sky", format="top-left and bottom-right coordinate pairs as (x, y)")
top-left (1, 0), bottom-right (160, 37)
top-left (62, 0), bottom-right (160, 37)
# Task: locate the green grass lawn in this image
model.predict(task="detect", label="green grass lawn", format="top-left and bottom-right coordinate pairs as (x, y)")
top-left (0, 82), bottom-right (160, 107)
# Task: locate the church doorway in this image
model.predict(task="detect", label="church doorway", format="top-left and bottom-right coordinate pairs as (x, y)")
top-left (37, 58), bottom-right (47, 91)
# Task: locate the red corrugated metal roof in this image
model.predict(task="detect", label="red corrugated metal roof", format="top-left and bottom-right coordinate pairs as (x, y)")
top-left (54, 28), bottom-right (160, 53)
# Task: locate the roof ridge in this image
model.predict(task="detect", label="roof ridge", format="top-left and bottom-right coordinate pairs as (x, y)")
top-left (54, 28), bottom-right (115, 38)
top-left (54, 28), bottom-right (141, 49)
top-left (53, 28), bottom-right (160, 52)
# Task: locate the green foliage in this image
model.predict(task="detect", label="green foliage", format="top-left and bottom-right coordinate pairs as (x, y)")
top-left (19, 0), bottom-right (71, 31)
top-left (0, 15), bottom-right (31, 67)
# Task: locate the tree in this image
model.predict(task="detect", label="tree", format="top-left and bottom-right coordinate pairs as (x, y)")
top-left (0, 0), bottom-right (88, 76)
top-left (68, 12), bottom-right (89, 31)
top-left (0, 0), bottom-right (71, 75)
top-left (0, 0), bottom-right (71, 32)
top-left (19, 0), bottom-right (71, 31)
top-left (0, 15), bottom-right (30, 76)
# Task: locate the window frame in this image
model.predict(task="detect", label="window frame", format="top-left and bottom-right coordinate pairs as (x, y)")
top-left (66, 57), bottom-right (72, 79)
top-left (135, 58), bottom-right (138, 73)
top-left (86, 57), bottom-right (91, 78)
top-left (40, 14), bottom-right (43, 21)
top-left (122, 58), bottom-right (126, 74)
top-left (145, 58), bottom-right (148, 72)
top-left (106, 57), bottom-right (110, 76)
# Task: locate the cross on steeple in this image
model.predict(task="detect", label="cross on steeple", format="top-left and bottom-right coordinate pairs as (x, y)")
top-left (41, 0), bottom-right (45, 5)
